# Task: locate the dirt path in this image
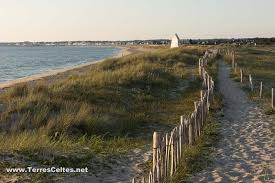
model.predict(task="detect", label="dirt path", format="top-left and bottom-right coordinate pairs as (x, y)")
top-left (190, 62), bottom-right (275, 182)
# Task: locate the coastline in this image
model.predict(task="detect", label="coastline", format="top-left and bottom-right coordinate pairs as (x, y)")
top-left (0, 46), bottom-right (132, 89)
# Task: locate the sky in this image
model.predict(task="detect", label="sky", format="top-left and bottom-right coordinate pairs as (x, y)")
top-left (0, 0), bottom-right (275, 42)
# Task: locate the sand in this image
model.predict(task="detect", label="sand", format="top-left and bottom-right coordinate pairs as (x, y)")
top-left (190, 62), bottom-right (275, 182)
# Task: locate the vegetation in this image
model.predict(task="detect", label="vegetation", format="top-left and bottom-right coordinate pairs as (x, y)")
top-left (166, 51), bottom-right (223, 182)
top-left (0, 47), bottom-right (205, 137)
top-left (169, 107), bottom-right (222, 182)
top-left (224, 45), bottom-right (275, 136)
top-left (227, 46), bottom-right (275, 111)
top-left (0, 46), bottom-right (214, 181)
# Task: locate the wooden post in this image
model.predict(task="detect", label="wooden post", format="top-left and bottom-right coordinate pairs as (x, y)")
top-left (240, 69), bottom-right (243, 83)
top-left (132, 177), bottom-right (135, 183)
top-left (141, 177), bottom-right (145, 183)
top-left (156, 149), bottom-right (160, 182)
top-left (165, 133), bottom-right (169, 178)
top-left (199, 59), bottom-right (202, 76)
top-left (202, 68), bottom-right (206, 88)
top-left (260, 82), bottom-right (263, 98)
top-left (180, 115), bottom-right (184, 125)
top-left (207, 75), bottom-right (211, 92)
top-left (169, 131), bottom-right (174, 177)
top-left (153, 132), bottom-right (159, 182)
top-left (176, 132), bottom-right (179, 166)
top-left (189, 116), bottom-right (193, 145)
top-left (179, 124), bottom-right (182, 157)
top-left (184, 118), bottom-right (188, 144)
top-left (234, 63), bottom-right (237, 73)
top-left (153, 166), bottom-right (157, 183)
top-left (180, 116), bottom-right (185, 145)
top-left (197, 102), bottom-right (201, 137)
top-left (160, 137), bottom-right (165, 181)
top-left (249, 74), bottom-right (253, 91)
top-left (201, 91), bottom-right (205, 127)
top-left (149, 171), bottom-right (152, 183)
top-left (173, 127), bottom-right (177, 169)
top-left (194, 102), bottom-right (198, 140)
top-left (272, 88), bottom-right (274, 108)
top-left (232, 53), bottom-right (235, 69)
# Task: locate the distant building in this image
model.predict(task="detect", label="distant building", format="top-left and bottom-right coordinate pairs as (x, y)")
top-left (171, 34), bottom-right (180, 48)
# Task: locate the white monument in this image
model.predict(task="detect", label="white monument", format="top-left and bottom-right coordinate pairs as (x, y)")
top-left (171, 34), bottom-right (180, 48)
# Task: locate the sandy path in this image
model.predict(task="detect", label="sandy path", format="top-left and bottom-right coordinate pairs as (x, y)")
top-left (190, 62), bottom-right (275, 182)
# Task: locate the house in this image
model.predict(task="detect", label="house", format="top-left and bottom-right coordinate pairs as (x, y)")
top-left (171, 34), bottom-right (180, 48)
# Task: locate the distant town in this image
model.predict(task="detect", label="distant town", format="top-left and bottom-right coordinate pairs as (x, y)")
top-left (0, 38), bottom-right (275, 47)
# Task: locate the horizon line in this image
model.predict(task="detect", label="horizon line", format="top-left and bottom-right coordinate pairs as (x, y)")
top-left (1, 37), bottom-right (275, 43)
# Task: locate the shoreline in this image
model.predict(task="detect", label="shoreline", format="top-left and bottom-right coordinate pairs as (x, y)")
top-left (0, 46), bottom-right (132, 89)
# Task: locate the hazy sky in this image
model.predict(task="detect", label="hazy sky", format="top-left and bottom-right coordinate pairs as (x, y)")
top-left (0, 0), bottom-right (274, 42)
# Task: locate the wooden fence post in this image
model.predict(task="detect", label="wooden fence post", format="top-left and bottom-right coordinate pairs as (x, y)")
top-left (260, 82), bottom-right (263, 98)
top-left (208, 75), bottom-right (211, 92)
top-left (199, 59), bottom-right (202, 77)
top-left (179, 123), bottom-right (182, 157)
top-left (272, 88), bottom-right (274, 108)
top-left (169, 131), bottom-right (174, 177)
top-left (202, 68), bottom-right (207, 88)
top-left (194, 102), bottom-right (199, 140)
top-left (149, 171), bottom-right (152, 183)
top-left (249, 74), bottom-right (253, 91)
top-left (188, 116), bottom-right (193, 145)
top-left (184, 118), bottom-right (188, 145)
top-left (156, 149), bottom-right (160, 182)
top-left (153, 132), bottom-right (159, 182)
top-left (174, 127), bottom-right (179, 169)
top-left (232, 53), bottom-right (235, 69)
top-left (165, 133), bottom-right (169, 178)
top-left (240, 69), bottom-right (243, 83)
top-left (141, 177), bottom-right (145, 183)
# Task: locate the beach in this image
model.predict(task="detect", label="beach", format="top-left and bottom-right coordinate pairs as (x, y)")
top-left (0, 46), bottom-right (132, 90)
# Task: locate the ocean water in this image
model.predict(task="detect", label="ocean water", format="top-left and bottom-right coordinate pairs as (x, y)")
top-left (0, 46), bottom-right (121, 82)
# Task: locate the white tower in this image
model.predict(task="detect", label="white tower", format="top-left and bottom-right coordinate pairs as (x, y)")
top-left (171, 34), bottom-right (180, 48)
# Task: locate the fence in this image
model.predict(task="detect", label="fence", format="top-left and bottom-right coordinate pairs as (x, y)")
top-left (223, 49), bottom-right (275, 109)
top-left (131, 49), bottom-right (218, 183)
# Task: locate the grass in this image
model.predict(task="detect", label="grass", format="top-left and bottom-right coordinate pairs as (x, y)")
top-left (0, 47), bottom-right (205, 137)
top-left (0, 46), bottom-right (216, 181)
top-left (169, 93), bottom-right (223, 182)
top-left (223, 45), bottom-right (275, 137)
top-left (224, 46), bottom-right (275, 103)
top-left (165, 52), bottom-right (223, 182)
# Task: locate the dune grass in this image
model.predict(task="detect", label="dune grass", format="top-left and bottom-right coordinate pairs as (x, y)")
top-left (165, 51), bottom-right (223, 182)
top-left (224, 45), bottom-right (275, 136)
top-left (225, 46), bottom-right (275, 103)
top-left (169, 109), bottom-right (221, 183)
top-left (0, 46), bottom-right (212, 168)
top-left (0, 47), bottom-right (204, 136)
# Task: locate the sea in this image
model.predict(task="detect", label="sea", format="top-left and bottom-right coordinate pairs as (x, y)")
top-left (0, 46), bottom-right (121, 83)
